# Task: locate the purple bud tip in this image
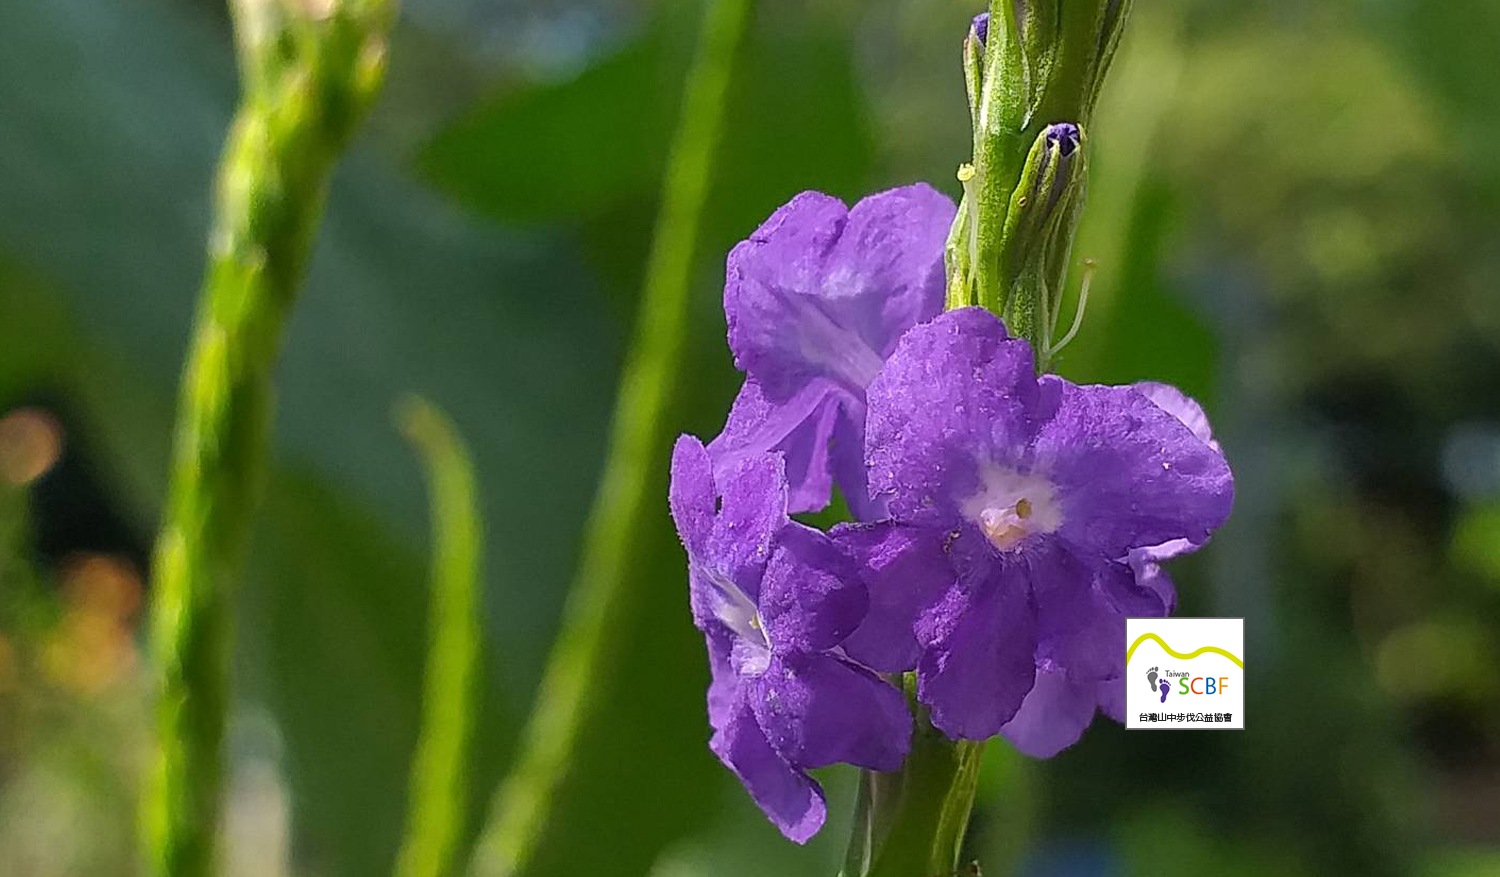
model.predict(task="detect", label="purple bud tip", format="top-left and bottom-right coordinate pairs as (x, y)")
top-left (1044, 123), bottom-right (1081, 157)
top-left (971, 12), bottom-right (989, 45)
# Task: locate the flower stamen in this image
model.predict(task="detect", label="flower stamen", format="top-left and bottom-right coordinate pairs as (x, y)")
top-left (1043, 258), bottom-right (1095, 361)
top-left (979, 505), bottom-right (1030, 550)
top-left (978, 497), bottom-right (1040, 549)
top-left (702, 565), bottom-right (771, 650)
top-left (962, 463), bottom-right (1063, 552)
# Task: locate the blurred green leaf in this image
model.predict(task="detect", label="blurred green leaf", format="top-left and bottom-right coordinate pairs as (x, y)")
top-left (574, 14), bottom-right (873, 317)
top-left (1450, 501), bottom-right (1500, 590)
top-left (1113, 804), bottom-right (1313, 877)
top-left (1374, 2), bottom-right (1500, 198)
top-left (1374, 615), bottom-right (1497, 702)
top-left (706, 15), bottom-right (872, 238)
top-left (242, 470), bottom-right (510, 877)
top-left (240, 473), bottom-right (428, 876)
top-left (420, 7), bottom-right (872, 241)
top-left (646, 767), bottom-right (856, 877)
top-left (1424, 848), bottom-right (1500, 877)
top-left (420, 32), bottom-right (680, 224)
top-left (1073, 179), bottom-right (1217, 399)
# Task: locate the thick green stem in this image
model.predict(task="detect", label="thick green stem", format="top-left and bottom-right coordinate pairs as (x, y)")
top-left (843, 678), bottom-right (987, 877)
top-left (140, 2), bottom-right (394, 874)
top-left (467, 1), bottom-right (753, 874)
top-left (900, 4), bottom-right (1137, 873)
top-left (966, 0), bottom-right (1132, 330)
top-left (971, 0), bottom-right (1029, 316)
top-left (395, 398), bottom-right (485, 877)
top-left (862, 717), bottom-right (986, 877)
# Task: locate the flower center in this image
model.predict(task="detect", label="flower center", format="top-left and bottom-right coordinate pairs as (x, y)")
top-left (961, 463), bottom-right (1062, 552)
top-left (701, 565), bottom-right (771, 654)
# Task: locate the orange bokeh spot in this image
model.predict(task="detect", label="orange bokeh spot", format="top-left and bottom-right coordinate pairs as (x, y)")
top-left (0, 407), bottom-right (64, 486)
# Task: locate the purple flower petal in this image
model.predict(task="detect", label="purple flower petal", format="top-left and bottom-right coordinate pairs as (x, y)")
top-left (669, 435), bottom-right (716, 558)
top-left (1132, 381), bottom-right (1219, 451)
top-left (1107, 549), bottom-right (1177, 618)
top-left (865, 307), bottom-right (1042, 527)
top-left (1095, 676), bottom-right (1126, 723)
top-left (749, 652), bottom-right (911, 772)
top-left (674, 437), bottom-right (790, 639)
top-left (726, 191), bottom-right (847, 327)
top-left (1035, 551), bottom-right (1169, 686)
top-left (999, 668), bottom-right (1098, 758)
top-left (831, 401), bottom-right (887, 521)
top-left (716, 185), bottom-right (953, 518)
top-left (1122, 383), bottom-right (1222, 592)
top-left (1028, 541), bottom-right (1121, 684)
top-left (1034, 378), bottom-right (1234, 558)
top-left (758, 523), bottom-right (867, 654)
top-left (822, 185), bottom-right (955, 357)
top-left (710, 693), bottom-right (827, 844)
top-left (704, 626), bottom-right (739, 734)
top-left (709, 450), bottom-right (790, 594)
top-left (709, 377), bottom-right (886, 520)
top-left (835, 521), bottom-right (955, 672)
top-left (725, 185), bottom-right (954, 399)
top-left (709, 378), bottom-right (844, 515)
top-left (1126, 545), bottom-right (1180, 613)
top-left (917, 565), bottom-right (1038, 740)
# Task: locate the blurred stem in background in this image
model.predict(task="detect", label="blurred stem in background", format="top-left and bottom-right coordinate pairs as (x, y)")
top-left (0, 481), bottom-right (23, 593)
top-left (139, 0), bottom-right (396, 874)
top-left (467, 0), bottom-right (753, 873)
top-left (395, 397), bottom-right (484, 877)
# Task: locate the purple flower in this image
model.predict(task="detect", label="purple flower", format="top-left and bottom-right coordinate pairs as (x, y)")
top-left (669, 435), bottom-right (912, 842)
top-left (835, 308), bottom-right (1233, 752)
top-left (1044, 122), bottom-right (1081, 157)
top-left (709, 185), bottom-right (955, 520)
top-left (1125, 380), bottom-right (1225, 611)
top-left (1133, 380), bottom-right (1219, 453)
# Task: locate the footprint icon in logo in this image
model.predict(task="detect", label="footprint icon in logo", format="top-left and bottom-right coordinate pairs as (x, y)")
top-left (1146, 666), bottom-right (1159, 693)
top-left (1159, 677), bottom-right (1171, 703)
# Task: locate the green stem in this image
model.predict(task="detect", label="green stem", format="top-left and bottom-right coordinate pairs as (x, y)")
top-left (467, 1), bottom-right (753, 874)
top-left (394, 398), bottom-right (485, 877)
top-left (868, 5), bottom-right (1139, 874)
top-left (968, 0), bottom-right (1131, 323)
top-left (140, 2), bottom-right (395, 874)
top-left (863, 712), bottom-right (986, 877)
top-left (971, 0), bottom-right (1028, 316)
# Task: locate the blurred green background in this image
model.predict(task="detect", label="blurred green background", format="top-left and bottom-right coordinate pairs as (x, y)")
top-left (1, 0), bottom-right (1498, 875)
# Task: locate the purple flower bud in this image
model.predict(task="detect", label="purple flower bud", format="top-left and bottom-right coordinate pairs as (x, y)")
top-left (971, 12), bottom-right (989, 45)
top-left (1044, 122), bottom-right (1081, 157)
top-left (1022, 122), bottom-right (1083, 221)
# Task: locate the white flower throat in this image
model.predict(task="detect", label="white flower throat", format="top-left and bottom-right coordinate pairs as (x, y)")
top-left (702, 565), bottom-right (771, 654)
top-left (961, 462), bottom-right (1063, 551)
